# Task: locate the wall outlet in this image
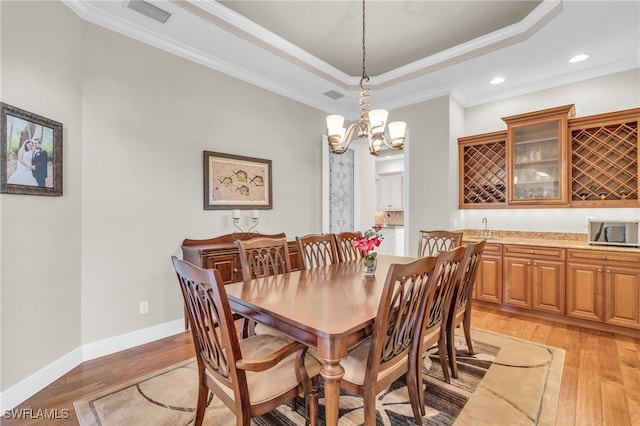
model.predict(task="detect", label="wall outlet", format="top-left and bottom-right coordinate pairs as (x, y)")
top-left (452, 218), bottom-right (459, 229)
top-left (585, 216), bottom-right (593, 227)
top-left (139, 301), bottom-right (149, 314)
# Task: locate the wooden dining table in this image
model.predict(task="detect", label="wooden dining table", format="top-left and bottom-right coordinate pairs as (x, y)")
top-left (225, 254), bottom-right (416, 426)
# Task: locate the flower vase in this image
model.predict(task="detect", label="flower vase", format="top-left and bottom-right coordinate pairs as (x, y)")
top-left (362, 254), bottom-right (377, 277)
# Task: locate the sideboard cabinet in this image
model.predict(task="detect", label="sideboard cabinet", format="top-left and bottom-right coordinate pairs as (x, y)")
top-left (181, 233), bottom-right (301, 284)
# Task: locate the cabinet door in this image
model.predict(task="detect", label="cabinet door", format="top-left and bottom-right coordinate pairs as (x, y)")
top-left (377, 228), bottom-right (396, 255)
top-left (204, 253), bottom-right (240, 284)
top-left (377, 175), bottom-right (402, 209)
top-left (531, 259), bottom-right (565, 315)
top-left (474, 255), bottom-right (503, 304)
top-left (503, 257), bottom-right (532, 309)
top-left (605, 265), bottom-right (640, 329)
top-left (566, 262), bottom-right (604, 322)
top-left (504, 105), bottom-right (574, 206)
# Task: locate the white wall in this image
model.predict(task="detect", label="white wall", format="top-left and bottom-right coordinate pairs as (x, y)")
top-left (455, 69), bottom-right (640, 233)
top-left (1, 0), bottom-right (326, 404)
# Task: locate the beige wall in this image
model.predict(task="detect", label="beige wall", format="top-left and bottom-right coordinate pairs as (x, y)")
top-left (396, 96), bottom-right (452, 257)
top-left (1, 1), bottom-right (83, 392)
top-left (1, 0), bottom-right (325, 397)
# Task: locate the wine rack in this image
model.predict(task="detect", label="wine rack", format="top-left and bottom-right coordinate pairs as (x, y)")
top-left (569, 109), bottom-right (640, 207)
top-left (458, 131), bottom-right (507, 207)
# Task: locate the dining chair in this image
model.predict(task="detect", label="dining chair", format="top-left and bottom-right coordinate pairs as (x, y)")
top-left (446, 240), bottom-right (486, 379)
top-left (414, 245), bottom-right (466, 410)
top-left (236, 236), bottom-right (292, 337)
top-left (296, 233), bottom-right (339, 269)
top-left (417, 230), bottom-right (463, 257)
top-left (333, 231), bottom-right (364, 262)
top-left (236, 236), bottom-right (292, 280)
top-left (339, 256), bottom-right (439, 426)
top-left (171, 256), bottom-right (321, 426)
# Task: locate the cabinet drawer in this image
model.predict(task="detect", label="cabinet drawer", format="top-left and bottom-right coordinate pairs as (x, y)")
top-left (482, 243), bottom-right (503, 255)
top-left (568, 249), bottom-right (640, 264)
top-left (504, 245), bottom-right (565, 260)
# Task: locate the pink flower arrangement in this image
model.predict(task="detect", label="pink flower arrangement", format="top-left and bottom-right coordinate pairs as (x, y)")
top-left (353, 225), bottom-right (384, 260)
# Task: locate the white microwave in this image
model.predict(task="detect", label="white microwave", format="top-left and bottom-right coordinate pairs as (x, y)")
top-left (588, 220), bottom-right (640, 247)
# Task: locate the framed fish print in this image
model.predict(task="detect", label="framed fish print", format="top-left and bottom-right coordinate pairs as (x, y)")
top-left (203, 151), bottom-right (272, 210)
top-left (1, 103), bottom-right (63, 196)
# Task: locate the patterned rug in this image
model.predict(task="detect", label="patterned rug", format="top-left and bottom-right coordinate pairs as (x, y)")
top-left (74, 328), bottom-right (564, 425)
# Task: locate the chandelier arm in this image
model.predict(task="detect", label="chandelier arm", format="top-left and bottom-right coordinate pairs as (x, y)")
top-left (328, 122), bottom-right (363, 154)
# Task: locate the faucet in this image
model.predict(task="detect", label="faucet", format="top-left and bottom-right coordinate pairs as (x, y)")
top-left (480, 217), bottom-right (492, 238)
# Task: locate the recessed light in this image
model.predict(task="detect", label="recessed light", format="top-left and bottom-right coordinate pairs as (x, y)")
top-left (569, 54), bottom-right (589, 63)
top-left (490, 77), bottom-right (505, 85)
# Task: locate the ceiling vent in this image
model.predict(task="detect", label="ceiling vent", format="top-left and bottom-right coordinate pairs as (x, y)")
top-left (324, 90), bottom-right (344, 100)
top-left (127, 0), bottom-right (172, 24)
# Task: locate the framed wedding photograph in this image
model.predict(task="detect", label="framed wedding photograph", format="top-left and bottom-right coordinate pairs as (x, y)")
top-left (1, 103), bottom-right (63, 196)
top-left (203, 151), bottom-right (272, 210)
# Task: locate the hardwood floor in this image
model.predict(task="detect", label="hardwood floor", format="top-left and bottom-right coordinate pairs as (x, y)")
top-left (5, 305), bottom-right (640, 425)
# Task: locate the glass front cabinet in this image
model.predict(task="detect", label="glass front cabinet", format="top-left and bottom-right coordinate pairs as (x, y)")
top-left (503, 105), bottom-right (575, 205)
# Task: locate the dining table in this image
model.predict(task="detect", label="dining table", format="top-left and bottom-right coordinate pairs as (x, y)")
top-left (224, 254), bottom-right (416, 426)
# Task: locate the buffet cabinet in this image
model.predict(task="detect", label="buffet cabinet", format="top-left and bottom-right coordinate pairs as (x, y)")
top-left (181, 233), bottom-right (301, 284)
top-left (471, 241), bottom-right (640, 336)
top-left (459, 106), bottom-right (640, 208)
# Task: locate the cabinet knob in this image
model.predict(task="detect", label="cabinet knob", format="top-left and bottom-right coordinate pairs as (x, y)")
top-left (602, 256), bottom-right (607, 260)
top-left (597, 268), bottom-right (602, 272)
top-left (530, 251), bottom-right (534, 255)
top-left (606, 269), bottom-right (611, 274)
top-left (533, 262), bottom-right (538, 266)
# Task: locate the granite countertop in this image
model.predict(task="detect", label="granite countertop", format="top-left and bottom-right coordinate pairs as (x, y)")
top-left (460, 229), bottom-right (640, 253)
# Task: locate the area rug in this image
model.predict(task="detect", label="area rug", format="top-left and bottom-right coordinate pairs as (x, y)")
top-left (74, 328), bottom-right (564, 425)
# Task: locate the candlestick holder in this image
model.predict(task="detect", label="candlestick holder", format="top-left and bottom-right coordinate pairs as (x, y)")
top-left (232, 217), bottom-right (260, 241)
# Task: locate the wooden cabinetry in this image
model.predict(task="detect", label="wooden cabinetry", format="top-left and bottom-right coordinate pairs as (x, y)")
top-left (458, 131), bottom-right (507, 208)
top-left (376, 175), bottom-right (403, 210)
top-left (458, 105), bottom-right (639, 209)
top-left (503, 105), bottom-right (575, 205)
top-left (503, 245), bottom-right (565, 315)
top-left (182, 233), bottom-right (300, 284)
top-left (567, 249), bottom-right (640, 329)
top-left (569, 108), bottom-right (640, 207)
top-left (473, 242), bottom-right (503, 304)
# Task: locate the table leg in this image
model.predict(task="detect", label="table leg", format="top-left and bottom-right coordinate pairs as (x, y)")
top-left (320, 360), bottom-right (345, 426)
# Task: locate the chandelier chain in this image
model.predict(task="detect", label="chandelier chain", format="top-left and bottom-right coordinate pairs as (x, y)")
top-left (361, 0), bottom-right (368, 82)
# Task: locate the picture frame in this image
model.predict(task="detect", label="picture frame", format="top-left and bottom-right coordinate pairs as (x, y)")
top-left (1, 103), bottom-right (63, 196)
top-left (203, 151), bottom-right (272, 210)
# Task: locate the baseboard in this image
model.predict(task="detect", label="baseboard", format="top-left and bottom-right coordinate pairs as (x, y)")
top-left (0, 319), bottom-right (184, 411)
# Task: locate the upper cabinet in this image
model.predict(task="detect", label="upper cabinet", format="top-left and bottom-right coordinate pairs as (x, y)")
top-left (458, 131), bottom-right (507, 208)
top-left (503, 104), bottom-right (575, 206)
top-left (377, 174), bottom-right (403, 210)
top-left (569, 108), bottom-right (640, 207)
top-left (459, 105), bottom-right (640, 209)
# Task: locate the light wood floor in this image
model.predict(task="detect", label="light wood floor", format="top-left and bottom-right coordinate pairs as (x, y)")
top-left (5, 305), bottom-right (640, 426)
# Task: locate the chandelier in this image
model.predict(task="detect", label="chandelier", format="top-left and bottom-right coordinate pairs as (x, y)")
top-left (325, 0), bottom-right (406, 156)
